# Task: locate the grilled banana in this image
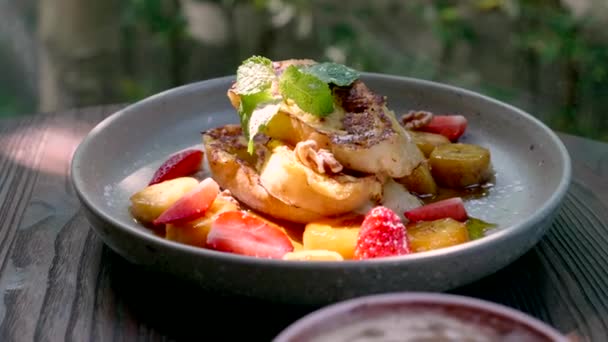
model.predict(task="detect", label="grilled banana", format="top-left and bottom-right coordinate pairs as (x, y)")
top-left (429, 143), bottom-right (491, 188)
top-left (408, 130), bottom-right (451, 157)
top-left (395, 161), bottom-right (438, 196)
top-left (202, 125), bottom-right (382, 223)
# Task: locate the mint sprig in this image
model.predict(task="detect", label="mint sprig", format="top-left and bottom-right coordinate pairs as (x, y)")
top-left (278, 65), bottom-right (334, 117)
top-left (301, 62), bottom-right (360, 86)
top-left (233, 56), bottom-right (362, 153)
top-left (235, 56), bottom-right (275, 95)
top-left (234, 56), bottom-right (281, 152)
top-left (239, 91), bottom-right (281, 153)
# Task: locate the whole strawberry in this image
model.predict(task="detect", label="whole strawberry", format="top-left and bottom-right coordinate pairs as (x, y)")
top-left (355, 206), bottom-right (411, 259)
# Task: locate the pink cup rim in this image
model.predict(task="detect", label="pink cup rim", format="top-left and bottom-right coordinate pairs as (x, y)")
top-left (274, 292), bottom-right (569, 342)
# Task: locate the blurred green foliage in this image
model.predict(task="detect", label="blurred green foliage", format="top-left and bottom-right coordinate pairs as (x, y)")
top-left (2, 0), bottom-right (607, 141)
top-left (126, 0), bottom-right (187, 35)
top-left (0, 93), bottom-right (30, 119)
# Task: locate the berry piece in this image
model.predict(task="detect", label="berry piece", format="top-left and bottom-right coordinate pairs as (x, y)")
top-left (207, 211), bottom-right (294, 259)
top-left (149, 149), bottom-right (204, 185)
top-left (419, 115), bottom-right (467, 142)
top-left (404, 197), bottom-right (468, 223)
top-left (355, 206), bottom-right (410, 259)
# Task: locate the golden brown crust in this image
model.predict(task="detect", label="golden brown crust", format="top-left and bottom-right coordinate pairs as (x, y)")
top-left (202, 125), bottom-right (326, 223)
top-left (202, 125), bottom-right (384, 223)
top-left (259, 144), bottom-right (382, 216)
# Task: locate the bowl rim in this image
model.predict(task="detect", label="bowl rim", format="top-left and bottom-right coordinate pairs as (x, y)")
top-left (70, 72), bottom-right (572, 267)
top-left (272, 291), bottom-right (569, 342)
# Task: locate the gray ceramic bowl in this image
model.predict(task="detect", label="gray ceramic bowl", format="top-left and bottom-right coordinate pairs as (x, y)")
top-left (71, 73), bottom-right (571, 306)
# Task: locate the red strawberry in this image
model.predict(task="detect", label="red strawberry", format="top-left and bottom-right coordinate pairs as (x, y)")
top-left (419, 115), bottom-right (467, 142)
top-left (153, 178), bottom-right (219, 225)
top-left (149, 149), bottom-right (204, 185)
top-left (207, 211), bottom-right (294, 259)
top-left (404, 197), bottom-right (468, 223)
top-left (355, 206), bottom-right (410, 260)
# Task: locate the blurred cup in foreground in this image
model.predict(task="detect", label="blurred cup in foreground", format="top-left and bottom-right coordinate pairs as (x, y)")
top-left (274, 292), bottom-right (568, 342)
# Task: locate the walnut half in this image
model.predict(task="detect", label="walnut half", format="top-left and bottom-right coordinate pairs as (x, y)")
top-left (401, 110), bottom-right (433, 130)
top-left (295, 140), bottom-right (343, 174)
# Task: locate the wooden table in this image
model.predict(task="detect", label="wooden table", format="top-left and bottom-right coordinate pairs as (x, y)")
top-left (0, 104), bottom-right (607, 341)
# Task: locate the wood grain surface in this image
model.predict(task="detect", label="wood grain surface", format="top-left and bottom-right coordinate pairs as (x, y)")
top-left (0, 104), bottom-right (606, 341)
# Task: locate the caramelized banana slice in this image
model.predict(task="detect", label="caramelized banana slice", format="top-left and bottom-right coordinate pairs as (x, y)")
top-left (395, 161), bottom-right (438, 196)
top-left (408, 130), bottom-right (451, 157)
top-left (429, 143), bottom-right (491, 188)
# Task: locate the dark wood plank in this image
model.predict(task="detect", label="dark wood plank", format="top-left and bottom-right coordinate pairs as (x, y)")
top-left (452, 179), bottom-right (608, 342)
top-left (0, 114), bottom-right (54, 342)
top-left (451, 134), bottom-right (608, 342)
top-left (0, 106), bottom-right (606, 341)
top-left (0, 105), bottom-right (127, 342)
top-left (559, 133), bottom-right (608, 205)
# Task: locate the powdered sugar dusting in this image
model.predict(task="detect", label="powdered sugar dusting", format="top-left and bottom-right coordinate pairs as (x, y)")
top-left (103, 185), bottom-right (115, 207)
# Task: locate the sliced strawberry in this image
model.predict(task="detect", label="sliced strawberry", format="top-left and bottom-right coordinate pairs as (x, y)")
top-left (149, 149), bottom-right (204, 185)
top-left (419, 115), bottom-right (467, 142)
top-left (404, 197), bottom-right (468, 223)
top-left (355, 206), bottom-right (410, 260)
top-left (207, 211), bottom-right (294, 259)
top-left (153, 178), bottom-right (219, 225)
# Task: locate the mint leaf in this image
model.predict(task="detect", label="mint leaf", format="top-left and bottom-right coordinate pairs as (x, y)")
top-left (246, 102), bottom-right (281, 153)
top-left (235, 55), bottom-right (281, 152)
top-left (235, 56), bottom-right (275, 95)
top-left (301, 62), bottom-right (360, 86)
top-left (239, 91), bottom-right (281, 153)
top-left (239, 91), bottom-right (271, 135)
top-left (279, 65), bottom-right (333, 117)
top-left (466, 217), bottom-right (497, 240)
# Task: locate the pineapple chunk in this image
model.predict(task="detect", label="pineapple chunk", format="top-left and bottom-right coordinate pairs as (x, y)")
top-left (407, 218), bottom-right (470, 252)
top-left (303, 214), bottom-right (363, 259)
top-left (165, 192), bottom-right (239, 248)
top-left (129, 177), bottom-right (199, 223)
top-left (283, 250), bottom-right (344, 261)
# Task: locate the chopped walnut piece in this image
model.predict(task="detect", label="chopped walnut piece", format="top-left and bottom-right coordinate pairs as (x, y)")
top-left (401, 110), bottom-right (433, 130)
top-left (295, 140), bottom-right (343, 174)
